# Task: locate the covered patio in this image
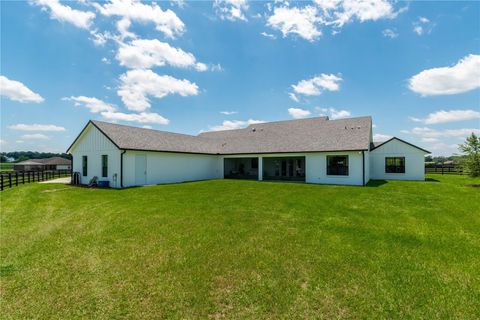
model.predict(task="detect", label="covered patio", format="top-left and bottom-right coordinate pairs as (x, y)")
top-left (223, 157), bottom-right (259, 180)
top-left (262, 156), bottom-right (305, 182)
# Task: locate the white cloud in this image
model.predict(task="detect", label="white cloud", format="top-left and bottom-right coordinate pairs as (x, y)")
top-left (101, 57), bottom-right (111, 64)
top-left (288, 107), bottom-right (311, 119)
top-left (0, 139), bottom-right (5, 145)
top-left (408, 127), bottom-right (480, 139)
top-left (21, 133), bottom-right (49, 140)
top-left (260, 31), bottom-right (277, 39)
top-left (93, 0), bottom-right (185, 38)
top-left (63, 96), bottom-right (116, 113)
top-left (214, 0), bottom-right (249, 22)
top-left (409, 109), bottom-right (480, 125)
top-left (292, 74), bottom-right (342, 96)
top-left (118, 69), bottom-right (199, 111)
top-left (373, 133), bottom-right (392, 141)
top-left (408, 54), bottom-right (480, 96)
top-left (211, 64), bottom-right (223, 72)
top-left (8, 124), bottom-right (66, 131)
top-left (316, 107), bottom-right (351, 119)
top-left (267, 5), bottom-right (321, 41)
top-left (0, 75), bottom-right (44, 103)
top-left (220, 111), bottom-right (238, 115)
top-left (100, 111), bottom-right (169, 125)
top-left (116, 39), bottom-right (207, 71)
top-left (382, 28), bottom-right (398, 38)
top-left (412, 16), bottom-right (434, 36)
top-left (31, 0), bottom-right (95, 29)
top-left (288, 92), bottom-right (299, 102)
top-left (208, 119), bottom-right (265, 131)
top-left (267, 1), bottom-right (403, 41)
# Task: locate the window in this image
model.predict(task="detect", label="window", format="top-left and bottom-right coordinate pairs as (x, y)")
top-left (82, 156), bottom-right (88, 176)
top-left (102, 155), bottom-right (108, 177)
top-left (385, 157), bottom-right (405, 173)
top-left (327, 155), bottom-right (349, 176)
top-left (251, 158), bottom-right (258, 169)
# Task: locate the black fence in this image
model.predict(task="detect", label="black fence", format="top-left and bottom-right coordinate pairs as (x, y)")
top-left (0, 170), bottom-right (71, 191)
top-left (425, 164), bottom-right (463, 175)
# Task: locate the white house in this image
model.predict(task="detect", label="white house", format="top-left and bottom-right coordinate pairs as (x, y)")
top-left (67, 116), bottom-right (430, 188)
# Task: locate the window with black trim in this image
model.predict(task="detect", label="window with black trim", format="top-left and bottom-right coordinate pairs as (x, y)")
top-left (327, 155), bottom-right (349, 176)
top-left (385, 157), bottom-right (405, 173)
top-left (102, 155), bottom-right (108, 177)
top-left (251, 158), bottom-right (258, 169)
top-left (82, 156), bottom-right (88, 176)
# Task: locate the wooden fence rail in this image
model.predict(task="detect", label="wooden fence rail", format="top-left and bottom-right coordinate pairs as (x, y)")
top-left (0, 170), bottom-right (71, 191)
top-left (425, 165), bottom-right (463, 175)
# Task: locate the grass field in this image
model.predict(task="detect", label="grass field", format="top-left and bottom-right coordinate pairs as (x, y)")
top-left (0, 163), bottom-right (13, 172)
top-left (1, 175), bottom-right (479, 319)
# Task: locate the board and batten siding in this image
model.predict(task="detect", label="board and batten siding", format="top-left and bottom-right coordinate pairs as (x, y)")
top-left (122, 150), bottom-right (222, 187)
top-left (70, 124), bottom-right (122, 187)
top-left (370, 139), bottom-right (427, 181)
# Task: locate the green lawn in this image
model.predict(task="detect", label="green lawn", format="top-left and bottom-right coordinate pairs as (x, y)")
top-left (0, 163), bottom-right (14, 172)
top-left (1, 175), bottom-right (479, 319)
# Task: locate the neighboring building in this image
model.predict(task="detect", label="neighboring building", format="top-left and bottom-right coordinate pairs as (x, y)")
top-left (14, 157), bottom-right (72, 171)
top-left (67, 117), bottom-right (430, 188)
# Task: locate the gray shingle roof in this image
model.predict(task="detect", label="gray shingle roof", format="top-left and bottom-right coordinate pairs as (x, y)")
top-left (87, 116), bottom-right (372, 155)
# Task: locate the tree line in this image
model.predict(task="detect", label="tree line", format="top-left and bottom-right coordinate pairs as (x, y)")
top-left (0, 152), bottom-right (72, 163)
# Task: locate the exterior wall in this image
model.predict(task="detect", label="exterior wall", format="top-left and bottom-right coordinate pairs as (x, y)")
top-left (370, 139), bottom-right (426, 181)
top-left (56, 165), bottom-right (71, 170)
top-left (122, 150), bottom-right (222, 187)
top-left (70, 124), bottom-right (122, 187)
top-left (223, 152), bottom-right (366, 185)
top-left (364, 150), bottom-right (370, 183)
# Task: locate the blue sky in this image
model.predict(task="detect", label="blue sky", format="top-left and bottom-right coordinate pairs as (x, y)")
top-left (1, 0), bottom-right (479, 156)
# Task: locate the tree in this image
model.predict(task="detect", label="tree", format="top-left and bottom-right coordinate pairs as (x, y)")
top-left (459, 133), bottom-right (480, 177)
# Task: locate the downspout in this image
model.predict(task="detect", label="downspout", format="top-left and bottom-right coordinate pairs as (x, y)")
top-left (362, 151), bottom-right (365, 186)
top-left (120, 150), bottom-right (126, 188)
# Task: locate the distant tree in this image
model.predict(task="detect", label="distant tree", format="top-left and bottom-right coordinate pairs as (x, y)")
top-left (459, 133), bottom-right (480, 177)
top-left (0, 155), bottom-right (7, 163)
top-left (424, 155), bottom-right (433, 162)
top-left (17, 155), bottom-right (29, 162)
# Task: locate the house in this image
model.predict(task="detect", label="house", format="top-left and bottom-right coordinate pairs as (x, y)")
top-left (14, 157), bottom-right (72, 171)
top-left (67, 116), bottom-right (429, 188)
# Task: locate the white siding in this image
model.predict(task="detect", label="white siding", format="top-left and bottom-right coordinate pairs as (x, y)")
top-left (56, 165), bottom-right (71, 170)
top-left (370, 139), bottom-right (427, 181)
top-left (122, 151), bottom-right (222, 187)
top-left (70, 124), bottom-right (122, 187)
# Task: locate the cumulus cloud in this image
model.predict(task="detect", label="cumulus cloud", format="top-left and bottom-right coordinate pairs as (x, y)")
top-left (267, 0), bottom-right (403, 41)
top-left (0, 75), bottom-right (44, 103)
top-left (118, 69), bottom-right (199, 111)
top-left (214, 0), bottom-right (248, 22)
top-left (412, 16), bottom-right (434, 35)
top-left (101, 111), bottom-right (169, 125)
top-left (267, 5), bottom-right (321, 41)
top-left (220, 111), bottom-right (238, 115)
top-left (288, 107), bottom-right (311, 119)
top-left (21, 133), bottom-right (49, 140)
top-left (8, 124), bottom-right (66, 131)
top-left (316, 107), bottom-right (351, 119)
top-left (408, 54), bottom-right (480, 96)
top-left (260, 31), bottom-right (276, 39)
top-left (116, 39), bottom-right (207, 71)
top-left (93, 0), bottom-right (185, 38)
top-left (373, 133), bottom-right (392, 141)
top-left (63, 96), bottom-right (116, 113)
top-left (409, 109), bottom-right (480, 125)
top-left (208, 119), bottom-right (265, 131)
top-left (382, 28), bottom-right (398, 38)
top-left (292, 74), bottom-right (342, 96)
top-left (31, 0), bottom-right (95, 29)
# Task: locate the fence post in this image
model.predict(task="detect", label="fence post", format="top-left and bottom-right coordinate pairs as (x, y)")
top-left (8, 173), bottom-right (12, 188)
top-left (22, 172), bottom-right (25, 184)
top-left (1, 175), bottom-right (3, 191)
top-left (15, 172), bottom-right (18, 186)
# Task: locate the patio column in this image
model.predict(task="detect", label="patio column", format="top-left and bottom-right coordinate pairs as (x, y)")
top-left (258, 156), bottom-right (263, 181)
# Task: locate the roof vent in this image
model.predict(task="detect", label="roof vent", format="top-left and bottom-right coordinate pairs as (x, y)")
top-left (252, 128), bottom-right (256, 132)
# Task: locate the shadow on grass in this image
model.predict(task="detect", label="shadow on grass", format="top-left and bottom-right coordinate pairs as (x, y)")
top-left (366, 180), bottom-right (388, 187)
top-left (425, 177), bottom-right (440, 182)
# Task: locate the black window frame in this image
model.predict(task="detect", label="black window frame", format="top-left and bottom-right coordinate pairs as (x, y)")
top-left (327, 155), bottom-right (349, 176)
top-left (385, 157), bottom-right (405, 173)
top-left (82, 156), bottom-right (88, 176)
top-left (251, 158), bottom-right (258, 169)
top-left (102, 155), bottom-right (108, 177)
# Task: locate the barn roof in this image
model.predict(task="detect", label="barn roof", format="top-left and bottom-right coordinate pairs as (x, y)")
top-left (69, 116), bottom-right (373, 154)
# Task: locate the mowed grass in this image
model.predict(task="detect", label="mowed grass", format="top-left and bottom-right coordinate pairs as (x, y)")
top-left (1, 175), bottom-right (479, 319)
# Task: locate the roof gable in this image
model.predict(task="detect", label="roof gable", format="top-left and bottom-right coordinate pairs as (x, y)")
top-left (371, 137), bottom-right (430, 154)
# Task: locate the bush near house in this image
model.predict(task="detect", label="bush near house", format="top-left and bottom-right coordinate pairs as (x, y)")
top-left (1, 175), bottom-right (479, 319)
